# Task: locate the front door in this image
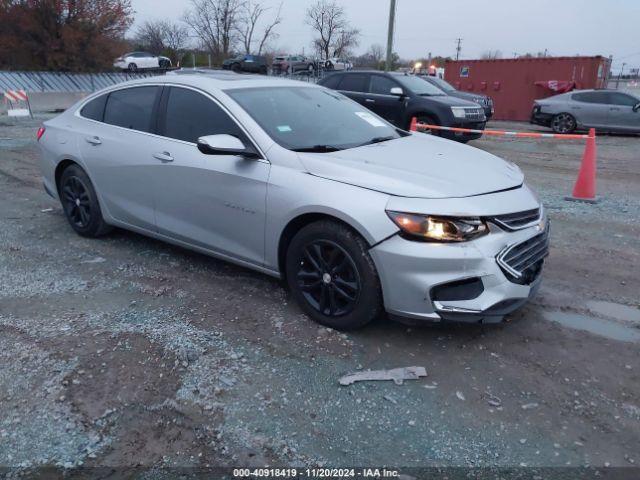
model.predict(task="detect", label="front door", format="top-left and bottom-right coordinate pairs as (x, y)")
top-left (152, 86), bottom-right (270, 266)
top-left (365, 74), bottom-right (404, 126)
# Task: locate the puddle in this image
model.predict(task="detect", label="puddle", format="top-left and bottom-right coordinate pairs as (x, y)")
top-left (542, 311), bottom-right (640, 343)
top-left (587, 300), bottom-right (640, 324)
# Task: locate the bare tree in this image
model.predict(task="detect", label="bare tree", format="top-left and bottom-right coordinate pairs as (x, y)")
top-left (236, 0), bottom-right (282, 55)
top-left (184, 0), bottom-right (242, 61)
top-left (332, 27), bottom-right (359, 58)
top-left (368, 44), bottom-right (384, 66)
top-left (163, 21), bottom-right (190, 54)
top-left (135, 20), bottom-right (166, 55)
top-left (480, 49), bottom-right (503, 60)
top-left (256, 2), bottom-right (282, 56)
top-left (306, 0), bottom-right (358, 60)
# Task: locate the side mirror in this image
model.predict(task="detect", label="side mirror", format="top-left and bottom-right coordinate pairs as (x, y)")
top-left (390, 87), bottom-right (404, 97)
top-left (634, 102), bottom-right (640, 112)
top-left (197, 134), bottom-right (259, 158)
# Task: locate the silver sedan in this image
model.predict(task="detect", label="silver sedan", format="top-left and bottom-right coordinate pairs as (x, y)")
top-left (38, 73), bottom-right (548, 329)
top-left (531, 89), bottom-right (640, 134)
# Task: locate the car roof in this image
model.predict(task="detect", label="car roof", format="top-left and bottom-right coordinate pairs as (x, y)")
top-left (121, 72), bottom-right (321, 92)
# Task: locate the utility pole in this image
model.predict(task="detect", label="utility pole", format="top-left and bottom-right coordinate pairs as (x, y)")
top-left (455, 38), bottom-right (462, 61)
top-left (385, 0), bottom-right (396, 71)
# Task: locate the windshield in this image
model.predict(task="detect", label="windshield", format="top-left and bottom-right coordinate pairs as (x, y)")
top-left (425, 76), bottom-right (455, 92)
top-left (227, 87), bottom-right (402, 152)
top-left (393, 75), bottom-right (446, 96)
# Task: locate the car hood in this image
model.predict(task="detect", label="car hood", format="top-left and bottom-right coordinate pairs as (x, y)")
top-left (419, 95), bottom-right (481, 107)
top-left (296, 134), bottom-right (524, 199)
top-left (449, 90), bottom-right (487, 103)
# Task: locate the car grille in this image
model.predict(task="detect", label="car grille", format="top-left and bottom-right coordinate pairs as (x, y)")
top-left (464, 107), bottom-right (485, 120)
top-left (491, 208), bottom-right (541, 230)
top-left (496, 229), bottom-right (550, 285)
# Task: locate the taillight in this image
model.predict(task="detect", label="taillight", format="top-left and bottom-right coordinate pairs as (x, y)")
top-left (36, 126), bottom-right (45, 141)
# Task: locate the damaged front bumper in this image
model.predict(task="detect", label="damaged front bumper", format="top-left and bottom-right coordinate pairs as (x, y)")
top-left (370, 210), bottom-right (548, 324)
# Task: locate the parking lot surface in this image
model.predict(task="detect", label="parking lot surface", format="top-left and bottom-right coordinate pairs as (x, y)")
top-left (1, 116), bottom-right (639, 472)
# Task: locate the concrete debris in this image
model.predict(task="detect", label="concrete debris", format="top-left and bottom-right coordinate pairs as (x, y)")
top-left (338, 366), bottom-right (427, 386)
top-left (456, 391), bottom-right (466, 401)
top-left (521, 402), bottom-right (539, 410)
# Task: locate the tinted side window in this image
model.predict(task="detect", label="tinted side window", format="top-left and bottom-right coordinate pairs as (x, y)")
top-left (321, 74), bottom-right (342, 89)
top-left (338, 74), bottom-right (368, 93)
top-left (80, 94), bottom-right (107, 121)
top-left (162, 87), bottom-right (244, 143)
top-left (104, 87), bottom-right (159, 132)
top-left (370, 75), bottom-right (398, 95)
top-left (572, 92), bottom-right (609, 104)
top-left (608, 92), bottom-right (638, 107)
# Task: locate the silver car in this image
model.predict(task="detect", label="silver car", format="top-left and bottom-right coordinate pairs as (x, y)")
top-left (38, 73), bottom-right (548, 330)
top-left (531, 89), bottom-right (640, 134)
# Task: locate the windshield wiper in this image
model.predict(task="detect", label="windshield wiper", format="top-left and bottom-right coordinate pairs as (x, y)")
top-left (356, 136), bottom-right (397, 147)
top-left (292, 145), bottom-right (342, 153)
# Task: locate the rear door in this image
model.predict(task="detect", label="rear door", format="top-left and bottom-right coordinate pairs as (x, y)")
top-left (606, 92), bottom-right (640, 131)
top-left (366, 74), bottom-right (404, 126)
top-left (336, 73), bottom-right (370, 106)
top-left (152, 86), bottom-right (270, 265)
top-left (77, 86), bottom-right (161, 231)
top-left (570, 91), bottom-right (611, 128)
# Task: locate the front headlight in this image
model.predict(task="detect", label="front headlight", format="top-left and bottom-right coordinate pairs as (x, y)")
top-left (387, 211), bottom-right (488, 242)
top-left (451, 107), bottom-right (467, 119)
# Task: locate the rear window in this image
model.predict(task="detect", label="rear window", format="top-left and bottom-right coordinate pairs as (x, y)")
top-left (338, 74), bottom-right (368, 93)
top-left (80, 94), bottom-right (107, 121)
top-left (320, 74), bottom-right (342, 89)
top-left (572, 92), bottom-right (609, 104)
top-left (103, 86), bottom-right (159, 133)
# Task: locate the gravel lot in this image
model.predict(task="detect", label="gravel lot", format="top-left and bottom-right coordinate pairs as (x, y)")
top-left (1, 115), bottom-right (639, 476)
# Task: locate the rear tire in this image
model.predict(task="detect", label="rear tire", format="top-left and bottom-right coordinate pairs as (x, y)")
top-left (128, 63), bottom-right (138, 72)
top-left (231, 63), bottom-right (241, 73)
top-left (551, 113), bottom-right (576, 134)
top-left (285, 220), bottom-right (383, 330)
top-left (59, 164), bottom-right (112, 238)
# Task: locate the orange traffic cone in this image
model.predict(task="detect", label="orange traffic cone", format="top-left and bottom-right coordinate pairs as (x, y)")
top-left (409, 117), bottom-right (418, 132)
top-left (565, 128), bottom-right (597, 203)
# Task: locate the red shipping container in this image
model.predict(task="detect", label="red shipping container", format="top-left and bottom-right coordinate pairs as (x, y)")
top-left (444, 56), bottom-right (611, 121)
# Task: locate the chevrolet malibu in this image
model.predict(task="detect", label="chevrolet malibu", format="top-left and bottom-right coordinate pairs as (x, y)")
top-left (38, 73), bottom-right (549, 330)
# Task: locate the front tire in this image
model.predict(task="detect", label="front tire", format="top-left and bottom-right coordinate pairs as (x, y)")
top-left (128, 63), bottom-right (138, 72)
top-left (231, 63), bottom-right (241, 73)
top-left (414, 114), bottom-right (440, 136)
top-left (59, 165), bottom-right (112, 238)
top-left (285, 220), bottom-right (383, 330)
top-left (551, 113), bottom-right (576, 134)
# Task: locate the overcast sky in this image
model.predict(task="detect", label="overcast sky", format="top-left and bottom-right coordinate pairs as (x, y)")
top-left (130, 0), bottom-right (638, 73)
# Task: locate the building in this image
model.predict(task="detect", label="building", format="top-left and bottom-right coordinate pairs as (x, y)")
top-left (444, 56), bottom-right (611, 121)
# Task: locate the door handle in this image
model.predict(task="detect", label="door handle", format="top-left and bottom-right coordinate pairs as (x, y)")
top-left (365, 98), bottom-right (376, 103)
top-left (153, 152), bottom-right (174, 162)
top-left (85, 136), bottom-right (102, 145)
top-left (610, 107), bottom-right (620, 111)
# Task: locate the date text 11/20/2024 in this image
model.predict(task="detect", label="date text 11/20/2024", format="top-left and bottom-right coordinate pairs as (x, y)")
top-left (233, 468), bottom-right (400, 477)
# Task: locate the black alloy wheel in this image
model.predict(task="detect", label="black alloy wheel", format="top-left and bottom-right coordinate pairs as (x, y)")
top-left (285, 220), bottom-right (382, 330)
top-left (61, 176), bottom-right (91, 229)
top-left (297, 240), bottom-right (361, 317)
top-left (551, 113), bottom-right (577, 134)
top-left (58, 164), bottom-right (112, 237)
